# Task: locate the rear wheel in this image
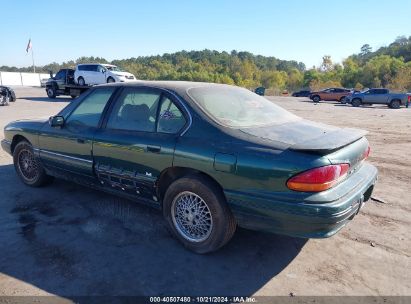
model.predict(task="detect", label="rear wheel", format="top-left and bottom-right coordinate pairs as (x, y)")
top-left (340, 96), bottom-right (347, 103)
top-left (389, 99), bottom-right (401, 109)
top-left (312, 95), bottom-right (321, 102)
top-left (163, 175), bottom-right (236, 254)
top-left (351, 98), bottom-right (362, 107)
top-left (13, 141), bottom-right (53, 187)
top-left (46, 86), bottom-right (56, 98)
top-left (78, 77), bottom-right (85, 86)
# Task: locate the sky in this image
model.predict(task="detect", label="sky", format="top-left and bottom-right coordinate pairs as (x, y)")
top-left (1, 0), bottom-right (410, 68)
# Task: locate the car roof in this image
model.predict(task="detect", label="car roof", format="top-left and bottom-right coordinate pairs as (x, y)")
top-left (95, 80), bottom-right (237, 97)
top-left (77, 63), bottom-right (106, 66)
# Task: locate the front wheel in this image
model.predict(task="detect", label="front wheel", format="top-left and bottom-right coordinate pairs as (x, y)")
top-left (13, 141), bottom-right (53, 187)
top-left (351, 98), bottom-right (362, 107)
top-left (312, 95), bottom-right (321, 102)
top-left (46, 86), bottom-right (56, 98)
top-left (107, 77), bottom-right (115, 83)
top-left (163, 175), bottom-right (236, 254)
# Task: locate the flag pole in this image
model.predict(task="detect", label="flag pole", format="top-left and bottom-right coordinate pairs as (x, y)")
top-left (31, 47), bottom-right (35, 73)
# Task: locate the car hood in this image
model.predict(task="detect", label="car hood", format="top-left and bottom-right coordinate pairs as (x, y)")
top-left (5, 118), bottom-right (48, 132)
top-left (239, 119), bottom-right (367, 153)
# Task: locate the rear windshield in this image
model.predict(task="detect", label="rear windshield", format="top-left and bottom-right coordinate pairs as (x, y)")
top-left (187, 86), bottom-right (299, 128)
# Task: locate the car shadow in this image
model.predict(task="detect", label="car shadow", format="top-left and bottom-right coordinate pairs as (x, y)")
top-left (19, 97), bottom-right (73, 102)
top-left (0, 163), bottom-right (307, 297)
top-left (334, 104), bottom-right (393, 109)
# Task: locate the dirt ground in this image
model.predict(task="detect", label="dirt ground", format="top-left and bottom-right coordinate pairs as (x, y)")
top-left (0, 87), bottom-right (409, 299)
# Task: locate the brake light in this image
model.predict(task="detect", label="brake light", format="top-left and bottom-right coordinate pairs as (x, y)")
top-left (287, 164), bottom-right (350, 192)
top-left (363, 146), bottom-right (371, 160)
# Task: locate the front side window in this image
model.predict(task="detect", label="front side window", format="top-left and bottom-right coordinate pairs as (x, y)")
top-left (107, 88), bottom-right (161, 132)
top-left (157, 97), bottom-right (186, 133)
top-left (97, 65), bottom-right (105, 73)
top-left (66, 87), bottom-right (115, 128)
top-left (188, 85), bottom-right (299, 128)
top-left (55, 70), bottom-right (65, 79)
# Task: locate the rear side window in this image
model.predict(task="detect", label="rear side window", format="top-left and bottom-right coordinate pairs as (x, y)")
top-left (157, 97), bottom-right (186, 133)
top-left (106, 88), bottom-right (161, 132)
top-left (88, 65), bottom-right (98, 72)
top-left (66, 88), bottom-right (115, 128)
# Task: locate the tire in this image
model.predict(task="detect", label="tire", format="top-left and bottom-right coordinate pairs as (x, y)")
top-left (13, 140), bottom-right (53, 187)
top-left (78, 77), bottom-right (85, 86)
top-left (163, 175), bottom-right (236, 254)
top-left (340, 96), bottom-right (347, 103)
top-left (46, 86), bottom-right (56, 98)
top-left (312, 95), bottom-right (321, 102)
top-left (389, 99), bottom-right (401, 109)
top-left (351, 98), bottom-right (362, 107)
top-left (107, 77), bottom-right (115, 83)
top-left (0, 96), bottom-right (9, 106)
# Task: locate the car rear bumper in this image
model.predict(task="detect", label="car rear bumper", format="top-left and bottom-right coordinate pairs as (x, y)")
top-left (225, 162), bottom-right (378, 238)
top-left (1, 139), bottom-right (12, 155)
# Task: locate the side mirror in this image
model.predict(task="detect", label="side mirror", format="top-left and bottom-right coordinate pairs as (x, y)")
top-left (49, 115), bottom-right (64, 127)
top-left (102, 69), bottom-right (106, 73)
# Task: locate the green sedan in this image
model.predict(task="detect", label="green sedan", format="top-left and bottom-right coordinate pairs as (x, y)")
top-left (1, 81), bottom-right (378, 253)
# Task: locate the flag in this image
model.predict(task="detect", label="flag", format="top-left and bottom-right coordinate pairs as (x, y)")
top-left (26, 39), bottom-right (32, 53)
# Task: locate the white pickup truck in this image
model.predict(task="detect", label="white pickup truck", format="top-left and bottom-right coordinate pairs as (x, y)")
top-left (345, 88), bottom-right (410, 108)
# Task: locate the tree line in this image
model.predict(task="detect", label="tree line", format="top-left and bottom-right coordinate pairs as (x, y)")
top-left (1, 36), bottom-right (410, 92)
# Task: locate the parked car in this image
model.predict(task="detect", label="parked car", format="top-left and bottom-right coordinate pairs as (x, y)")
top-left (345, 88), bottom-right (409, 109)
top-left (310, 88), bottom-right (351, 102)
top-left (74, 63), bottom-right (136, 86)
top-left (254, 86), bottom-right (265, 96)
top-left (0, 86), bottom-right (16, 102)
top-left (1, 81), bottom-right (378, 253)
top-left (292, 90), bottom-right (311, 97)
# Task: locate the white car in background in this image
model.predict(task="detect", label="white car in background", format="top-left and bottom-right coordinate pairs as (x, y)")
top-left (74, 63), bottom-right (137, 85)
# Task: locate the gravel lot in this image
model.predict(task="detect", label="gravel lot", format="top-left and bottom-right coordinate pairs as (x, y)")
top-left (0, 87), bottom-right (410, 298)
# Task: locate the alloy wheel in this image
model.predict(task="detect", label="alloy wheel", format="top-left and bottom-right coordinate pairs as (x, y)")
top-left (17, 148), bottom-right (39, 182)
top-left (171, 191), bottom-right (213, 242)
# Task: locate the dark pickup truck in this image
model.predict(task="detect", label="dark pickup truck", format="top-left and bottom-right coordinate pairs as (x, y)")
top-left (45, 69), bottom-right (91, 99)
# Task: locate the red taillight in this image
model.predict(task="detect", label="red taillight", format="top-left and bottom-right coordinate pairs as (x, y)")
top-left (287, 164), bottom-right (350, 192)
top-left (363, 146), bottom-right (371, 160)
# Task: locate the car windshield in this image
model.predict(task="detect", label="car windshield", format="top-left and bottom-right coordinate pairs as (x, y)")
top-left (187, 86), bottom-right (300, 128)
top-left (105, 65), bottom-right (123, 72)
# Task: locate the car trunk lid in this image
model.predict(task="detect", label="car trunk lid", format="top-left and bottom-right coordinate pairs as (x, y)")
top-left (239, 119), bottom-right (368, 155)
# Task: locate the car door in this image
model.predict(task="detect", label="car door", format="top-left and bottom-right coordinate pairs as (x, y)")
top-left (95, 65), bottom-right (107, 84)
top-left (375, 89), bottom-right (389, 104)
top-left (363, 89), bottom-right (379, 103)
top-left (92, 86), bottom-right (188, 203)
top-left (38, 87), bottom-right (117, 177)
top-left (54, 69), bottom-right (66, 90)
top-left (321, 89), bottom-right (332, 100)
